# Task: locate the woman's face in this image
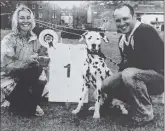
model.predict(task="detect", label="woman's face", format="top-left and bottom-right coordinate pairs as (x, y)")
top-left (18, 10), bottom-right (32, 33)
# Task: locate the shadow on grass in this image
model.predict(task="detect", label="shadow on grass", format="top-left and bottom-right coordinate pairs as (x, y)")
top-left (1, 98), bottom-right (164, 131)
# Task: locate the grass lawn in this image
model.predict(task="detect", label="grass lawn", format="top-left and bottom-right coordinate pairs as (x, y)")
top-left (1, 29), bottom-right (164, 131)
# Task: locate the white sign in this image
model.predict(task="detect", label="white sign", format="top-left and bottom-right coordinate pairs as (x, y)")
top-left (141, 14), bottom-right (164, 25)
top-left (48, 44), bottom-right (88, 102)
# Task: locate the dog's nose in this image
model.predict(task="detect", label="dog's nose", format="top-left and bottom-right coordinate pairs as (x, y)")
top-left (92, 44), bottom-right (96, 49)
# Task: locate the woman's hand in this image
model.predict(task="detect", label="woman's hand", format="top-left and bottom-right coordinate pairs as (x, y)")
top-left (25, 53), bottom-right (39, 63)
top-left (37, 56), bottom-right (50, 67)
top-left (30, 53), bottom-right (39, 60)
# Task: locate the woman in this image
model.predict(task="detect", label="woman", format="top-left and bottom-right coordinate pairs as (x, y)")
top-left (1, 4), bottom-right (49, 116)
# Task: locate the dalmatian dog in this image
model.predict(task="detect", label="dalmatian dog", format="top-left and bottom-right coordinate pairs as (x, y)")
top-left (72, 31), bottom-right (128, 118)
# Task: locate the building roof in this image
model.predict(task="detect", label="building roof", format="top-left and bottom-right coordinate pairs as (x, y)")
top-left (0, 2), bottom-right (5, 6)
top-left (136, 12), bottom-right (164, 14)
top-left (92, 3), bottom-right (164, 20)
top-left (134, 5), bottom-right (163, 13)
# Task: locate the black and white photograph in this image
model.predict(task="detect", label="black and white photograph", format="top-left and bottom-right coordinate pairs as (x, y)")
top-left (1, 1), bottom-right (164, 131)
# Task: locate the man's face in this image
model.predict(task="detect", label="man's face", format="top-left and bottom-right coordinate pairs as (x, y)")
top-left (113, 6), bottom-right (135, 34)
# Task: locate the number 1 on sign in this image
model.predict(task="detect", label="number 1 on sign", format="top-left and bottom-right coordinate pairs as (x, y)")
top-left (64, 64), bottom-right (71, 78)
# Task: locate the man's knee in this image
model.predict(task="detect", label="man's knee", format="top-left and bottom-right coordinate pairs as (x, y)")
top-left (101, 73), bottom-right (122, 93)
top-left (122, 68), bottom-right (139, 84)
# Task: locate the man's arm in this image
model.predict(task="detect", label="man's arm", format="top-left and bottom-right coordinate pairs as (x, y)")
top-left (118, 47), bottom-right (128, 71)
top-left (1, 35), bottom-right (38, 77)
top-left (138, 24), bottom-right (164, 74)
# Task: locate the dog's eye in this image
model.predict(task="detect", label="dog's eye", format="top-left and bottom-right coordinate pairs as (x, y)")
top-left (88, 36), bottom-right (92, 40)
top-left (97, 38), bottom-right (100, 40)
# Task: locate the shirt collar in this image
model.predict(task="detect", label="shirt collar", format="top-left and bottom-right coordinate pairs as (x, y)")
top-left (28, 31), bottom-right (37, 43)
top-left (16, 31), bottom-right (37, 43)
top-left (119, 20), bottom-right (141, 51)
top-left (127, 20), bottom-right (141, 40)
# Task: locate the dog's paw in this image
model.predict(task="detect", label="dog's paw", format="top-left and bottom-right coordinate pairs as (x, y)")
top-left (93, 113), bottom-right (100, 119)
top-left (88, 106), bottom-right (95, 111)
top-left (72, 109), bottom-right (79, 114)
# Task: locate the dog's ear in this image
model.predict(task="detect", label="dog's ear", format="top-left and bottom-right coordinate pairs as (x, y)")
top-left (99, 32), bottom-right (105, 38)
top-left (79, 31), bottom-right (88, 42)
top-left (99, 32), bottom-right (109, 43)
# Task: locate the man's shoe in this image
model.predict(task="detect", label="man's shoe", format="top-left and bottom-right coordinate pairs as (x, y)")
top-left (135, 118), bottom-right (154, 126)
top-left (118, 114), bottom-right (154, 127)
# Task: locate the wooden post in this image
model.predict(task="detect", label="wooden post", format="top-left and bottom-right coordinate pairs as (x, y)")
top-left (65, 102), bottom-right (71, 110)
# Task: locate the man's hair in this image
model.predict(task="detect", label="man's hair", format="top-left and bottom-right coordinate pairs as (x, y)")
top-left (113, 4), bottom-right (134, 16)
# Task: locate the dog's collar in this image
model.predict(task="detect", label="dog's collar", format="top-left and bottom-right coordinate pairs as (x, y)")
top-left (87, 49), bottom-right (106, 59)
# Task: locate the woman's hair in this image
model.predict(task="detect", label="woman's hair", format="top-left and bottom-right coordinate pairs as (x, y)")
top-left (12, 4), bottom-right (36, 34)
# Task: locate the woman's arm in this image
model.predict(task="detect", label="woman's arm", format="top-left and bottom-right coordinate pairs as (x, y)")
top-left (1, 34), bottom-right (17, 73)
top-left (1, 34), bottom-right (38, 77)
top-left (35, 40), bottom-right (50, 67)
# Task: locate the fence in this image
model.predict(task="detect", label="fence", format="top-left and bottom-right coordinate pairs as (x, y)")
top-left (34, 19), bottom-right (87, 39)
top-left (34, 19), bottom-right (105, 39)
top-left (0, 13), bottom-right (107, 40)
top-left (0, 13), bottom-right (11, 29)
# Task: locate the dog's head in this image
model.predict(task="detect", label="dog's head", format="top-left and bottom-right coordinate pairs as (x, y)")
top-left (79, 31), bottom-right (109, 53)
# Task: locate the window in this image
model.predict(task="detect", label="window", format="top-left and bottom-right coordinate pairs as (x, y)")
top-left (39, 25), bottom-right (43, 28)
top-left (39, 13), bottom-right (43, 18)
top-left (53, 5), bottom-right (56, 10)
top-left (103, 18), bottom-right (108, 23)
top-left (33, 12), bottom-right (35, 17)
top-left (62, 12), bottom-right (65, 16)
top-left (39, 5), bottom-right (43, 9)
top-left (32, 4), bottom-right (35, 9)
top-left (52, 13), bottom-right (56, 19)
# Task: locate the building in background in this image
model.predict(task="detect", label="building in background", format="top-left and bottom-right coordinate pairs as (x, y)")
top-left (135, 4), bottom-right (164, 31)
top-left (1, 1), bottom-right (88, 29)
top-left (1, 1), bottom-right (164, 31)
top-left (0, 1), bottom-right (16, 29)
top-left (91, 2), bottom-right (164, 31)
top-left (60, 8), bottom-right (73, 27)
top-left (87, 5), bottom-right (92, 24)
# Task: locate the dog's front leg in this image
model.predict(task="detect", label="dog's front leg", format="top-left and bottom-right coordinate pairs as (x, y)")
top-left (72, 82), bottom-right (88, 114)
top-left (93, 82), bottom-right (102, 118)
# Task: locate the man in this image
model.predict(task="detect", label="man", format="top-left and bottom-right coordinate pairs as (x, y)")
top-left (101, 4), bottom-right (164, 126)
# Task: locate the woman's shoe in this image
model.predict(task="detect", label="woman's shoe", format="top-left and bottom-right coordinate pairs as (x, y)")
top-left (35, 105), bottom-right (44, 116)
top-left (1, 100), bottom-right (10, 108)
